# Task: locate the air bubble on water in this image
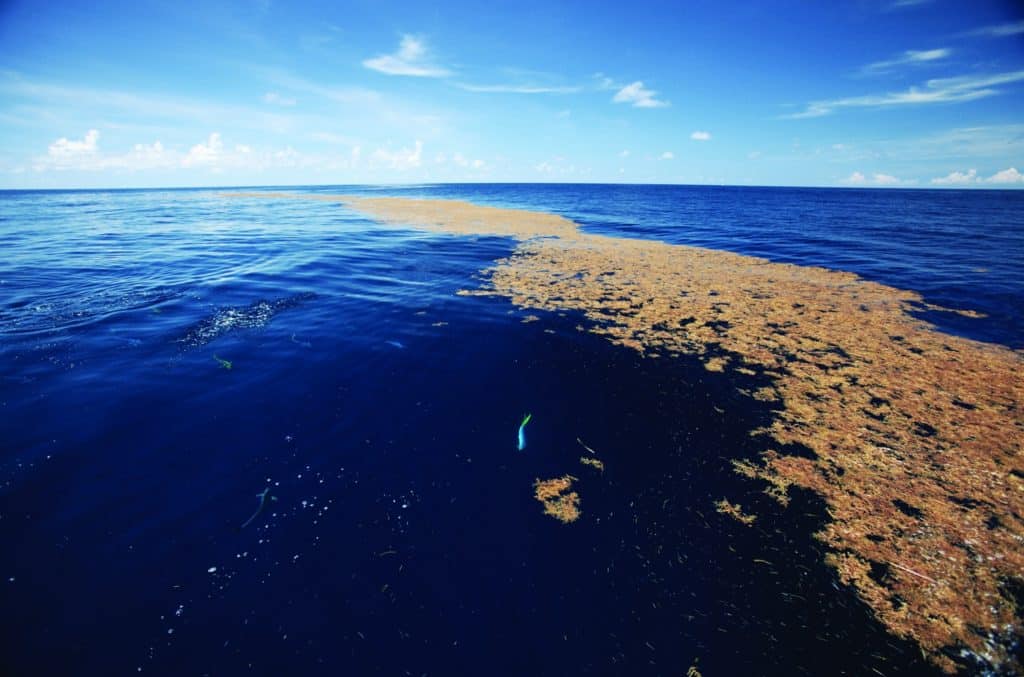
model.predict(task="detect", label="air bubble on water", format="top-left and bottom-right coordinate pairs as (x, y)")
top-left (207, 566), bottom-right (217, 573)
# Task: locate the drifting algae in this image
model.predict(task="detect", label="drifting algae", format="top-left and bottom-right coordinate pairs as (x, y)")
top-left (226, 192), bottom-right (1024, 673)
top-left (534, 475), bottom-right (582, 524)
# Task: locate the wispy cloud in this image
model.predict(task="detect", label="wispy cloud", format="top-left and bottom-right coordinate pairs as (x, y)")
top-left (262, 92), bottom-right (296, 106)
top-left (965, 20), bottom-right (1024, 38)
top-left (888, 0), bottom-right (932, 9)
top-left (660, 151), bottom-right (674, 160)
top-left (860, 48), bottom-right (950, 75)
top-left (612, 81), bottom-right (669, 108)
top-left (363, 35), bottom-right (450, 77)
top-left (690, 130), bottom-right (711, 141)
top-left (370, 140), bottom-right (423, 169)
top-left (787, 70), bottom-right (1024, 118)
top-left (454, 83), bottom-right (580, 94)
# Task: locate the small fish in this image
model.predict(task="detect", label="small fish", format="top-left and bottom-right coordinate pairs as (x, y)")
top-left (385, 340), bottom-right (405, 349)
top-left (517, 413), bottom-right (532, 451)
top-left (290, 333), bottom-right (312, 348)
top-left (213, 354), bottom-right (233, 370)
top-left (241, 487), bottom-right (277, 529)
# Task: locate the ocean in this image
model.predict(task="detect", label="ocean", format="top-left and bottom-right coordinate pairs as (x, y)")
top-left (1, 184), bottom-right (1022, 676)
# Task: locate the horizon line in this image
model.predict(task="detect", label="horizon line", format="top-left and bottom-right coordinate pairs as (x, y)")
top-left (2, 180), bottom-right (1022, 192)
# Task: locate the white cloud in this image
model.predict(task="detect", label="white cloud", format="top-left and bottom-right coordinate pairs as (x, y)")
top-left (182, 133), bottom-right (223, 167)
top-left (660, 151), bottom-right (674, 160)
top-left (844, 171), bottom-right (912, 186)
top-left (619, 149), bottom-right (630, 158)
top-left (966, 20), bottom-right (1024, 38)
top-left (263, 91), bottom-right (296, 106)
top-left (48, 129), bottom-right (99, 158)
top-left (363, 35), bottom-right (450, 77)
top-left (748, 151), bottom-right (761, 159)
top-left (931, 168), bottom-right (978, 185)
top-left (872, 173), bottom-right (901, 185)
top-left (861, 48), bottom-right (951, 75)
top-left (534, 159), bottom-right (576, 176)
top-left (985, 167), bottom-right (1024, 184)
top-left (928, 167), bottom-right (1024, 185)
top-left (612, 81), bottom-right (669, 108)
top-left (455, 83), bottom-right (580, 94)
top-left (370, 140), bottom-right (423, 169)
top-left (890, 0), bottom-right (932, 8)
top-left (28, 131), bottom-right (367, 176)
top-left (788, 70), bottom-right (1024, 118)
top-left (690, 131), bottom-right (711, 141)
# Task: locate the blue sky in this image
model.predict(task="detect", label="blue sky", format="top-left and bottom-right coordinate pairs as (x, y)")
top-left (0, 0), bottom-right (1022, 188)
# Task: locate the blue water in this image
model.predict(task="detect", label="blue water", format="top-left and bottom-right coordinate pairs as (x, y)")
top-left (1, 185), bottom-right (1021, 676)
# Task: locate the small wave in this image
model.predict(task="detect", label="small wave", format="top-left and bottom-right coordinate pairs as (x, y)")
top-left (175, 292), bottom-right (316, 349)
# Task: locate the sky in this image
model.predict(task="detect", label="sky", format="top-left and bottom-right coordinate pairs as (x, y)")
top-left (0, 0), bottom-right (1022, 189)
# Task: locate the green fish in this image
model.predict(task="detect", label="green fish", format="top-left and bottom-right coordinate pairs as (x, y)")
top-left (213, 354), bottom-right (233, 370)
top-left (517, 413), bottom-right (532, 451)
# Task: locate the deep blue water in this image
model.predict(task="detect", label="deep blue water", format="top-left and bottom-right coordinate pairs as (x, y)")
top-left (1, 184), bottom-right (1021, 676)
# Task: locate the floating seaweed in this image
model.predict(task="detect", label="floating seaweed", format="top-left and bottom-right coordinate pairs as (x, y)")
top-left (715, 498), bottom-right (756, 526)
top-left (533, 475), bottom-right (581, 524)
top-left (579, 456), bottom-right (604, 473)
top-left (212, 354), bottom-right (232, 370)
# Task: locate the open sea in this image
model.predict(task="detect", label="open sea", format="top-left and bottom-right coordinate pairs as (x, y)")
top-left (1, 184), bottom-right (1022, 676)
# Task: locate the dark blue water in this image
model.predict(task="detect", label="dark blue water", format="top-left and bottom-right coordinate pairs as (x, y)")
top-left (1, 185), bottom-right (1021, 676)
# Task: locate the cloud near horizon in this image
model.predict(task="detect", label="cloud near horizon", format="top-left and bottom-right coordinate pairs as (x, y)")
top-left (931, 167), bottom-right (1024, 185)
top-left (844, 171), bottom-right (913, 186)
top-left (690, 131), bottom-right (711, 141)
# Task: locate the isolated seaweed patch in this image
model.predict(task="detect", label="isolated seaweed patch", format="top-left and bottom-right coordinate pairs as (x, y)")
top-left (715, 499), bottom-right (757, 526)
top-left (534, 475), bottom-right (581, 524)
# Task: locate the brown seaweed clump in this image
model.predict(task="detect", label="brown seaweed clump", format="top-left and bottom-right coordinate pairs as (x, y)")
top-left (580, 456), bottom-right (605, 473)
top-left (715, 499), bottom-right (757, 526)
top-left (534, 475), bottom-right (582, 523)
top-left (225, 192), bottom-right (1024, 673)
